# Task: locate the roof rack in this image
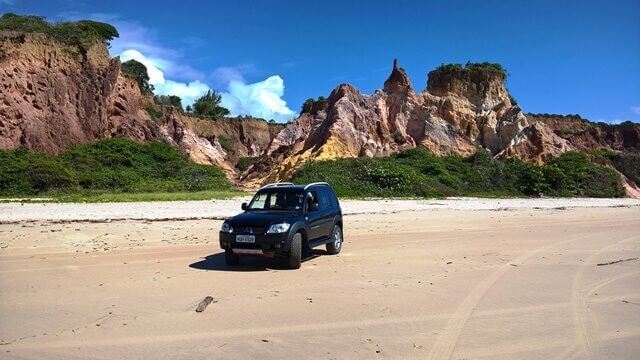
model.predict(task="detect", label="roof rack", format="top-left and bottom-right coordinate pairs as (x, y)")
top-left (260, 182), bottom-right (294, 190)
top-left (304, 182), bottom-right (329, 190)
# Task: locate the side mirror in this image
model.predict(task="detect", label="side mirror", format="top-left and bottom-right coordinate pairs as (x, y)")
top-left (241, 202), bottom-right (248, 211)
top-left (308, 202), bottom-right (319, 212)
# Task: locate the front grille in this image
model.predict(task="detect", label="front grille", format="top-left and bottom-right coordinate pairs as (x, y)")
top-left (235, 226), bottom-right (266, 235)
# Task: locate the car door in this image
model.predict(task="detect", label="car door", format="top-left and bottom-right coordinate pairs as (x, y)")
top-left (306, 190), bottom-right (323, 240)
top-left (317, 188), bottom-right (335, 237)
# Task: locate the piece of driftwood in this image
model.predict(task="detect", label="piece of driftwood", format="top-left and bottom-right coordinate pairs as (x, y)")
top-left (596, 257), bottom-right (638, 266)
top-left (195, 296), bottom-right (215, 312)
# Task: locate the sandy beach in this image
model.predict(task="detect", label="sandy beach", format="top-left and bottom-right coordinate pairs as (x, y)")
top-left (1, 198), bottom-right (639, 359)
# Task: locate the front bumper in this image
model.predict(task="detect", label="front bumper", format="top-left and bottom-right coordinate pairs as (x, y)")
top-left (219, 232), bottom-right (290, 255)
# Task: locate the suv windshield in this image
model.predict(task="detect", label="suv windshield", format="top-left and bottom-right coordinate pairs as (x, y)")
top-left (247, 189), bottom-right (305, 212)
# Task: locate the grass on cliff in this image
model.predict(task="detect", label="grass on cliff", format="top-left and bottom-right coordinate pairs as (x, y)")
top-left (0, 13), bottom-right (118, 48)
top-left (0, 138), bottom-right (240, 201)
top-left (291, 148), bottom-right (625, 198)
top-left (432, 62), bottom-right (507, 78)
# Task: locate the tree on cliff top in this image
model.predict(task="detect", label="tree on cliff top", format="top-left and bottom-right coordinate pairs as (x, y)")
top-left (121, 60), bottom-right (154, 94)
top-left (302, 96), bottom-right (327, 114)
top-left (0, 13), bottom-right (119, 47)
top-left (154, 95), bottom-right (184, 113)
top-left (193, 91), bottom-right (230, 119)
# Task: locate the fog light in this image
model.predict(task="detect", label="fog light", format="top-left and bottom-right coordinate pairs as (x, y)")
top-left (275, 243), bottom-right (281, 249)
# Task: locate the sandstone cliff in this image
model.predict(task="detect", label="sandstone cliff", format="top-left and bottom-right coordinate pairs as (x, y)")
top-left (2, 30), bottom-right (637, 190)
top-left (529, 114), bottom-right (640, 152)
top-left (242, 61), bottom-right (573, 185)
top-left (0, 31), bottom-right (281, 181)
top-left (0, 31), bottom-right (157, 153)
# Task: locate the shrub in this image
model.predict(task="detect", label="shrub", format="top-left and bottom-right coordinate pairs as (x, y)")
top-left (302, 96), bottom-right (327, 114)
top-left (216, 135), bottom-right (234, 153)
top-left (433, 62), bottom-right (507, 78)
top-left (291, 148), bottom-right (624, 198)
top-left (236, 157), bottom-right (258, 171)
top-left (0, 139), bottom-right (232, 196)
top-left (546, 152), bottom-right (625, 197)
top-left (392, 130), bottom-right (406, 144)
top-left (0, 13), bottom-right (118, 48)
top-left (593, 150), bottom-right (640, 185)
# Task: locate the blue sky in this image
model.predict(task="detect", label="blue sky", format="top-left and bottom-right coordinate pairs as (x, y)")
top-left (2, 0), bottom-right (639, 122)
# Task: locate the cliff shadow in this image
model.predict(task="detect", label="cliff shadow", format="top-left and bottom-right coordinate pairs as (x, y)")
top-left (189, 250), bottom-right (326, 272)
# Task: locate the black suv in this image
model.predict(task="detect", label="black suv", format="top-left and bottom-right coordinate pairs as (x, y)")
top-left (219, 182), bottom-right (343, 269)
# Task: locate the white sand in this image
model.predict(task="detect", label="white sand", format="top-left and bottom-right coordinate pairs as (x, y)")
top-left (0, 201), bottom-right (639, 358)
top-left (0, 197), bottom-right (638, 223)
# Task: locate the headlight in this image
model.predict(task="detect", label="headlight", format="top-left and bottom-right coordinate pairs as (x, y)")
top-left (220, 222), bottom-right (233, 233)
top-left (266, 223), bottom-right (290, 234)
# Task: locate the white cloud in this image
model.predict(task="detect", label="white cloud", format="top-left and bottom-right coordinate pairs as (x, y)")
top-left (118, 49), bottom-right (295, 120)
top-left (119, 49), bottom-right (210, 106)
top-left (63, 14), bottom-right (296, 121)
top-left (221, 76), bottom-right (296, 122)
top-left (631, 106), bottom-right (640, 116)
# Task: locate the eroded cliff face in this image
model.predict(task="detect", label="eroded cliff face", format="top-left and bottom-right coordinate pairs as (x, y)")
top-left (0, 31), bottom-right (158, 152)
top-left (529, 114), bottom-right (640, 152)
top-left (181, 116), bottom-right (284, 164)
top-left (243, 61), bottom-right (572, 184)
top-left (0, 31), bottom-right (281, 182)
top-left (3, 31), bottom-right (637, 190)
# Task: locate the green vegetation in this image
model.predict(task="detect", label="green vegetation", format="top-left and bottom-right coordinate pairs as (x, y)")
top-left (392, 130), bottom-right (406, 144)
top-left (154, 95), bottom-right (184, 112)
top-left (236, 156), bottom-right (258, 171)
top-left (0, 13), bottom-right (118, 48)
top-left (193, 90), bottom-right (230, 119)
top-left (4, 190), bottom-right (245, 203)
top-left (592, 150), bottom-right (640, 185)
top-left (302, 96), bottom-right (327, 114)
top-left (292, 148), bottom-right (625, 198)
top-left (216, 135), bottom-right (234, 153)
top-left (0, 139), bottom-right (234, 197)
top-left (433, 62), bottom-right (507, 78)
top-left (526, 113), bottom-right (583, 119)
top-left (144, 104), bottom-right (163, 121)
top-left (122, 59), bottom-right (154, 94)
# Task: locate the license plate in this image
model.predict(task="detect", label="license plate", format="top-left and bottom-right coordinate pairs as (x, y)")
top-left (236, 235), bottom-right (255, 243)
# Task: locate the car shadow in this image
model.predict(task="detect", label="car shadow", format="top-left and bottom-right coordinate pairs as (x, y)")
top-left (189, 249), bottom-right (327, 272)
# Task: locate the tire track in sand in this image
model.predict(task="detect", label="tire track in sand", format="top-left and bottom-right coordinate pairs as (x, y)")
top-left (568, 234), bottom-right (639, 360)
top-left (427, 233), bottom-right (600, 360)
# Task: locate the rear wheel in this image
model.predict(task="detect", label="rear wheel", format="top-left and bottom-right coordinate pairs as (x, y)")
top-left (287, 232), bottom-right (302, 269)
top-left (224, 249), bottom-right (240, 266)
top-left (326, 225), bottom-right (342, 255)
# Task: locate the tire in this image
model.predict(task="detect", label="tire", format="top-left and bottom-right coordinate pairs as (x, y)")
top-left (224, 249), bottom-right (240, 266)
top-left (326, 225), bottom-right (343, 255)
top-left (287, 232), bottom-right (302, 269)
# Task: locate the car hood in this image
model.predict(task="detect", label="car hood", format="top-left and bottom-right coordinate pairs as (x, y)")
top-left (226, 211), bottom-right (301, 228)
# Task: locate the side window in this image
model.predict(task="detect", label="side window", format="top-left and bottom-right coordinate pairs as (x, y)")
top-left (318, 188), bottom-right (329, 209)
top-left (307, 191), bottom-right (319, 211)
top-left (328, 188), bottom-right (338, 207)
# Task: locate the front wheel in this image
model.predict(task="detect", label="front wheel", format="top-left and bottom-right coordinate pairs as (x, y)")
top-left (224, 249), bottom-right (240, 266)
top-left (326, 225), bottom-right (343, 255)
top-left (287, 232), bottom-right (302, 269)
